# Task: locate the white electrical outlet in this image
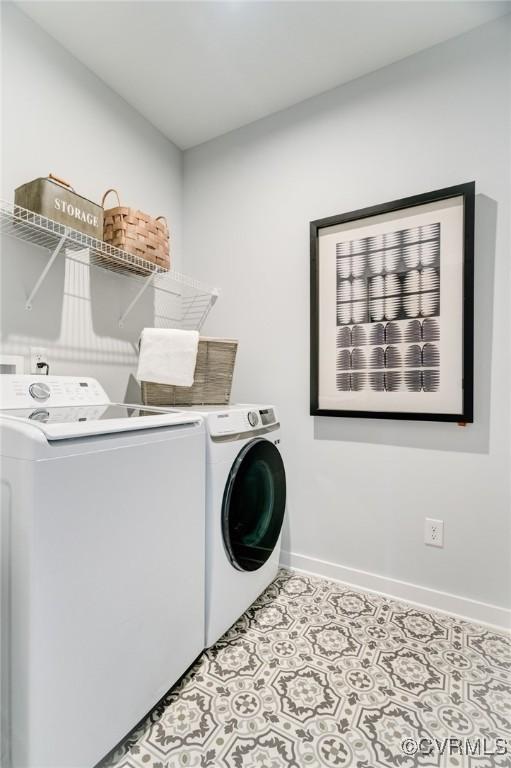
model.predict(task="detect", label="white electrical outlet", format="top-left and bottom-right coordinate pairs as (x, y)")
top-left (425, 518), bottom-right (444, 548)
top-left (30, 347), bottom-right (48, 374)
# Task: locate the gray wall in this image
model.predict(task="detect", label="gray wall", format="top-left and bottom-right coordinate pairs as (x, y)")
top-left (184, 17), bottom-right (511, 610)
top-left (1, 4), bottom-right (509, 615)
top-left (1, 4), bottom-right (183, 401)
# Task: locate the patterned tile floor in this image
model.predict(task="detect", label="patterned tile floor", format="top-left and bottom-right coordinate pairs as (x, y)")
top-left (103, 570), bottom-right (511, 768)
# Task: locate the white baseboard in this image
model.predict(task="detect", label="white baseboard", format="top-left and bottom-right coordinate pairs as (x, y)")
top-left (280, 550), bottom-right (511, 632)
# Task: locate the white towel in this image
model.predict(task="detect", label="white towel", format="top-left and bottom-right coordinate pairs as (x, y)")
top-left (136, 328), bottom-right (199, 387)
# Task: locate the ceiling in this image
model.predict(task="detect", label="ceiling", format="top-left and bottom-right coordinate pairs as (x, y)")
top-left (17, 1), bottom-right (511, 149)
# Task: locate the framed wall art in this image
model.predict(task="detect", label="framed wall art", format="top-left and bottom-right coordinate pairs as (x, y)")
top-left (310, 182), bottom-right (474, 422)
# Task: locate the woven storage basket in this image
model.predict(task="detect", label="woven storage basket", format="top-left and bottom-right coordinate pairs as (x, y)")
top-left (141, 338), bottom-right (238, 406)
top-left (101, 189), bottom-right (170, 275)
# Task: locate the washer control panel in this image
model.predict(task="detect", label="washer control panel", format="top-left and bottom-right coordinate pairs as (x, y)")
top-left (207, 405), bottom-right (278, 437)
top-left (0, 375), bottom-right (110, 409)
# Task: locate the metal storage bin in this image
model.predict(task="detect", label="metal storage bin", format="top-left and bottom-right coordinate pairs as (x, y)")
top-left (141, 337), bottom-right (237, 406)
top-left (14, 174), bottom-right (103, 239)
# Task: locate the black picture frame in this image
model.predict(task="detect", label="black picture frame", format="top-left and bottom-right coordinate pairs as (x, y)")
top-left (310, 182), bottom-right (474, 422)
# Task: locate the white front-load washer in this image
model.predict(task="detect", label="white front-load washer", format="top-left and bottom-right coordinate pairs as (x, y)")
top-left (0, 375), bottom-right (206, 768)
top-left (179, 404), bottom-right (286, 647)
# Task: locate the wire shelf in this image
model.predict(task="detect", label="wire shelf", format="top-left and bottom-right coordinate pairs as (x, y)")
top-left (0, 199), bottom-right (218, 329)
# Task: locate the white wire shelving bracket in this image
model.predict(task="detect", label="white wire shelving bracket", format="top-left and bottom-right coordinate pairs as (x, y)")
top-left (0, 200), bottom-right (219, 330)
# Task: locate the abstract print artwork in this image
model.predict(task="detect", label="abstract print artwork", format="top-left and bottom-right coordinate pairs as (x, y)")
top-left (310, 184), bottom-right (474, 421)
top-left (335, 222), bottom-right (440, 396)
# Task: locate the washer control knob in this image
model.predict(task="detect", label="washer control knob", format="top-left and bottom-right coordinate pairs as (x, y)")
top-left (248, 410), bottom-right (259, 427)
top-left (29, 382), bottom-right (51, 401)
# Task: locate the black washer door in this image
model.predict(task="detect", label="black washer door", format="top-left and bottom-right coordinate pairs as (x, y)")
top-left (222, 438), bottom-right (286, 572)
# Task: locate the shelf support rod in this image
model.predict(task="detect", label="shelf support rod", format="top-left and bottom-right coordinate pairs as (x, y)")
top-left (25, 231), bottom-right (69, 310)
top-left (197, 290), bottom-right (219, 330)
top-left (118, 272), bottom-right (156, 327)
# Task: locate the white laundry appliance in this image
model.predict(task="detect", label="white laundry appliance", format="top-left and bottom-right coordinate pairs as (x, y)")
top-left (180, 405), bottom-right (286, 647)
top-left (0, 375), bottom-right (205, 768)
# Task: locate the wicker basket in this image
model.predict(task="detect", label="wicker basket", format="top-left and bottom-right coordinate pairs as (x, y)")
top-left (141, 337), bottom-right (238, 406)
top-left (101, 189), bottom-right (170, 274)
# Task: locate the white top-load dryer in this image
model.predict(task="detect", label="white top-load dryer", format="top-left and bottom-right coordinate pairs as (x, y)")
top-left (0, 375), bottom-right (205, 768)
top-left (180, 405), bottom-right (286, 647)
